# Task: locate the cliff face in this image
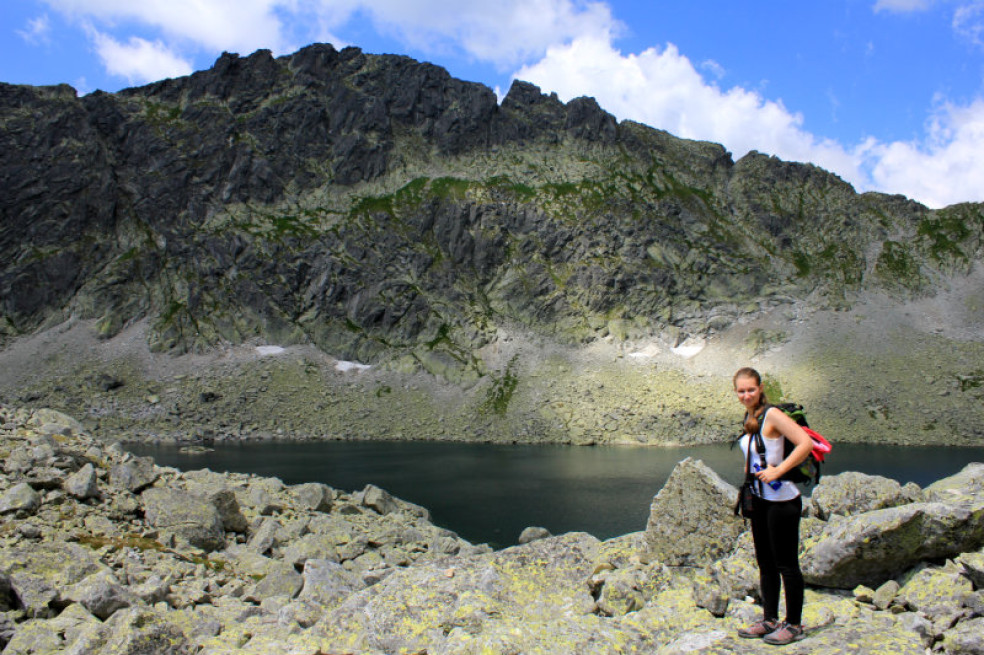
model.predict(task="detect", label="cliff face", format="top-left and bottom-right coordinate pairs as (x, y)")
top-left (4, 43), bottom-right (982, 378)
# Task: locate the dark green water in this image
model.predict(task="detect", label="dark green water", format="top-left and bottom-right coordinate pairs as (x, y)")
top-left (126, 441), bottom-right (984, 549)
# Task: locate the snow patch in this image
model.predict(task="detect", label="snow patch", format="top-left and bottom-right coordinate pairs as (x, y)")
top-left (628, 344), bottom-right (661, 360)
top-left (255, 346), bottom-right (285, 356)
top-left (335, 360), bottom-right (371, 373)
top-left (671, 339), bottom-right (705, 359)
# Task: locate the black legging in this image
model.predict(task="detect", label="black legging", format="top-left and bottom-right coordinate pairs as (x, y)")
top-left (750, 494), bottom-right (804, 625)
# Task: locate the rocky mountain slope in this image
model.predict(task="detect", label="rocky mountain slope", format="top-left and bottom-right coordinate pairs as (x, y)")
top-left (1, 43), bottom-right (983, 446)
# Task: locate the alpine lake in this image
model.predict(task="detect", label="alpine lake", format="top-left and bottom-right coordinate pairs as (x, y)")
top-left (126, 440), bottom-right (984, 550)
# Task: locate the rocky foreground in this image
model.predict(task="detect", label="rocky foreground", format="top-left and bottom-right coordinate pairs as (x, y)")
top-left (2, 405), bottom-right (984, 654)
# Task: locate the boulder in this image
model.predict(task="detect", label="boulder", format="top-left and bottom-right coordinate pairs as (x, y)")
top-left (941, 616), bottom-right (984, 655)
top-left (518, 526), bottom-right (552, 544)
top-left (63, 570), bottom-right (138, 620)
top-left (290, 482), bottom-right (335, 512)
top-left (8, 574), bottom-right (60, 619)
top-left (644, 458), bottom-right (744, 566)
top-left (0, 482), bottom-right (41, 515)
top-left (2, 619), bottom-right (65, 655)
top-left (0, 543), bottom-right (104, 618)
top-left (956, 551), bottom-right (984, 588)
top-left (594, 563), bottom-right (669, 616)
top-left (924, 463), bottom-right (984, 503)
top-left (201, 487), bottom-right (247, 533)
top-left (873, 579), bottom-right (900, 610)
top-left (299, 559), bottom-right (360, 606)
top-left (898, 612), bottom-right (935, 648)
top-left (802, 501), bottom-right (984, 588)
top-left (708, 532), bottom-right (759, 602)
top-left (281, 533), bottom-right (340, 567)
top-left (140, 488), bottom-right (226, 551)
top-left (691, 570), bottom-right (729, 617)
top-left (64, 607), bottom-right (192, 655)
top-left (896, 565), bottom-right (974, 621)
top-left (239, 478), bottom-right (286, 515)
top-left (246, 516), bottom-right (282, 554)
top-left (810, 471), bottom-right (912, 519)
top-left (30, 408), bottom-right (85, 436)
top-left (245, 562), bottom-right (304, 602)
top-left (110, 456), bottom-right (159, 493)
top-left (64, 462), bottom-right (101, 500)
top-left (360, 484), bottom-right (429, 518)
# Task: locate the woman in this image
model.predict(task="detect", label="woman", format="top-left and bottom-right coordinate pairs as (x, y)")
top-left (733, 367), bottom-right (813, 646)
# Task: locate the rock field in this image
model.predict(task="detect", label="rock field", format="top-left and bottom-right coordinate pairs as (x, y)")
top-left (2, 404), bottom-right (984, 654)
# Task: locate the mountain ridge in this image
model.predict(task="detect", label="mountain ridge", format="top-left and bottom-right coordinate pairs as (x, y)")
top-left (2, 42), bottom-right (982, 446)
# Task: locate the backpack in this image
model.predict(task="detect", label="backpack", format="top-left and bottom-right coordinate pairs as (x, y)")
top-left (733, 403), bottom-right (832, 487)
top-left (770, 402), bottom-right (831, 486)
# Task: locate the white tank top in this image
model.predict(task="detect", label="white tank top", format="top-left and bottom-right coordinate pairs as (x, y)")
top-left (739, 408), bottom-right (801, 502)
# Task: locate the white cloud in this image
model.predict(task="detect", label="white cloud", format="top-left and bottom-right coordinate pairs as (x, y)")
top-left (89, 29), bottom-right (193, 83)
top-left (514, 35), bottom-right (984, 208)
top-left (514, 37), bottom-right (863, 179)
top-left (699, 59), bottom-right (726, 80)
top-left (317, 0), bottom-right (621, 69)
top-left (864, 99), bottom-right (984, 207)
top-left (43, 0), bottom-right (620, 70)
top-left (18, 14), bottom-right (52, 44)
top-left (953, 1), bottom-right (984, 45)
top-left (44, 0), bottom-right (292, 54)
top-left (873, 0), bottom-right (935, 12)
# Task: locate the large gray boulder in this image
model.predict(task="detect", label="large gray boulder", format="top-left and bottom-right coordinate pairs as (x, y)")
top-left (64, 463), bottom-right (101, 500)
top-left (63, 570), bottom-right (138, 620)
top-left (299, 559), bottom-right (360, 607)
top-left (644, 458), bottom-right (744, 566)
top-left (281, 532), bottom-right (340, 567)
top-left (188, 486), bottom-right (247, 534)
top-left (110, 456), bottom-right (159, 493)
top-left (30, 408), bottom-right (85, 436)
top-left (810, 471), bottom-right (914, 519)
top-left (0, 483), bottom-right (41, 515)
top-left (802, 500), bottom-right (984, 588)
top-left (290, 482), bottom-right (335, 512)
top-left (245, 562), bottom-right (304, 602)
top-left (140, 488), bottom-right (226, 551)
top-left (942, 617), bottom-right (984, 655)
top-left (518, 526), bottom-right (553, 544)
top-left (896, 565), bottom-right (973, 622)
top-left (182, 474), bottom-right (249, 533)
top-left (924, 463), bottom-right (984, 503)
top-left (956, 551), bottom-right (984, 588)
top-left (360, 484), bottom-right (430, 519)
top-left (2, 619), bottom-right (64, 655)
top-left (0, 543), bottom-right (105, 618)
top-left (63, 607), bottom-right (193, 655)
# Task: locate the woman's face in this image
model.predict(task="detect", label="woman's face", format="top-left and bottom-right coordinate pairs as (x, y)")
top-left (734, 375), bottom-right (762, 411)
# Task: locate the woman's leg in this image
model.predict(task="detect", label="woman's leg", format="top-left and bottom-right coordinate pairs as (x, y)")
top-left (766, 495), bottom-right (804, 625)
top-left (749, 494), bottom-right (780, 621)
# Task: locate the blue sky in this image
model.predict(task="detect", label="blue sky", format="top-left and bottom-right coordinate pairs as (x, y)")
top-left (3, 0), bottom-right (983, 209)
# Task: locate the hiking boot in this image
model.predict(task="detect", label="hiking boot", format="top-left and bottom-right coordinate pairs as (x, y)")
top-left (737, 619), bottom-right (778, 639)
top-left (763, 622), bottom-right (805, 645)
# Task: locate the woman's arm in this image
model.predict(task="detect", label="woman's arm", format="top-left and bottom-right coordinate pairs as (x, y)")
top-left (755, 409), bottom-right (813, 484)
